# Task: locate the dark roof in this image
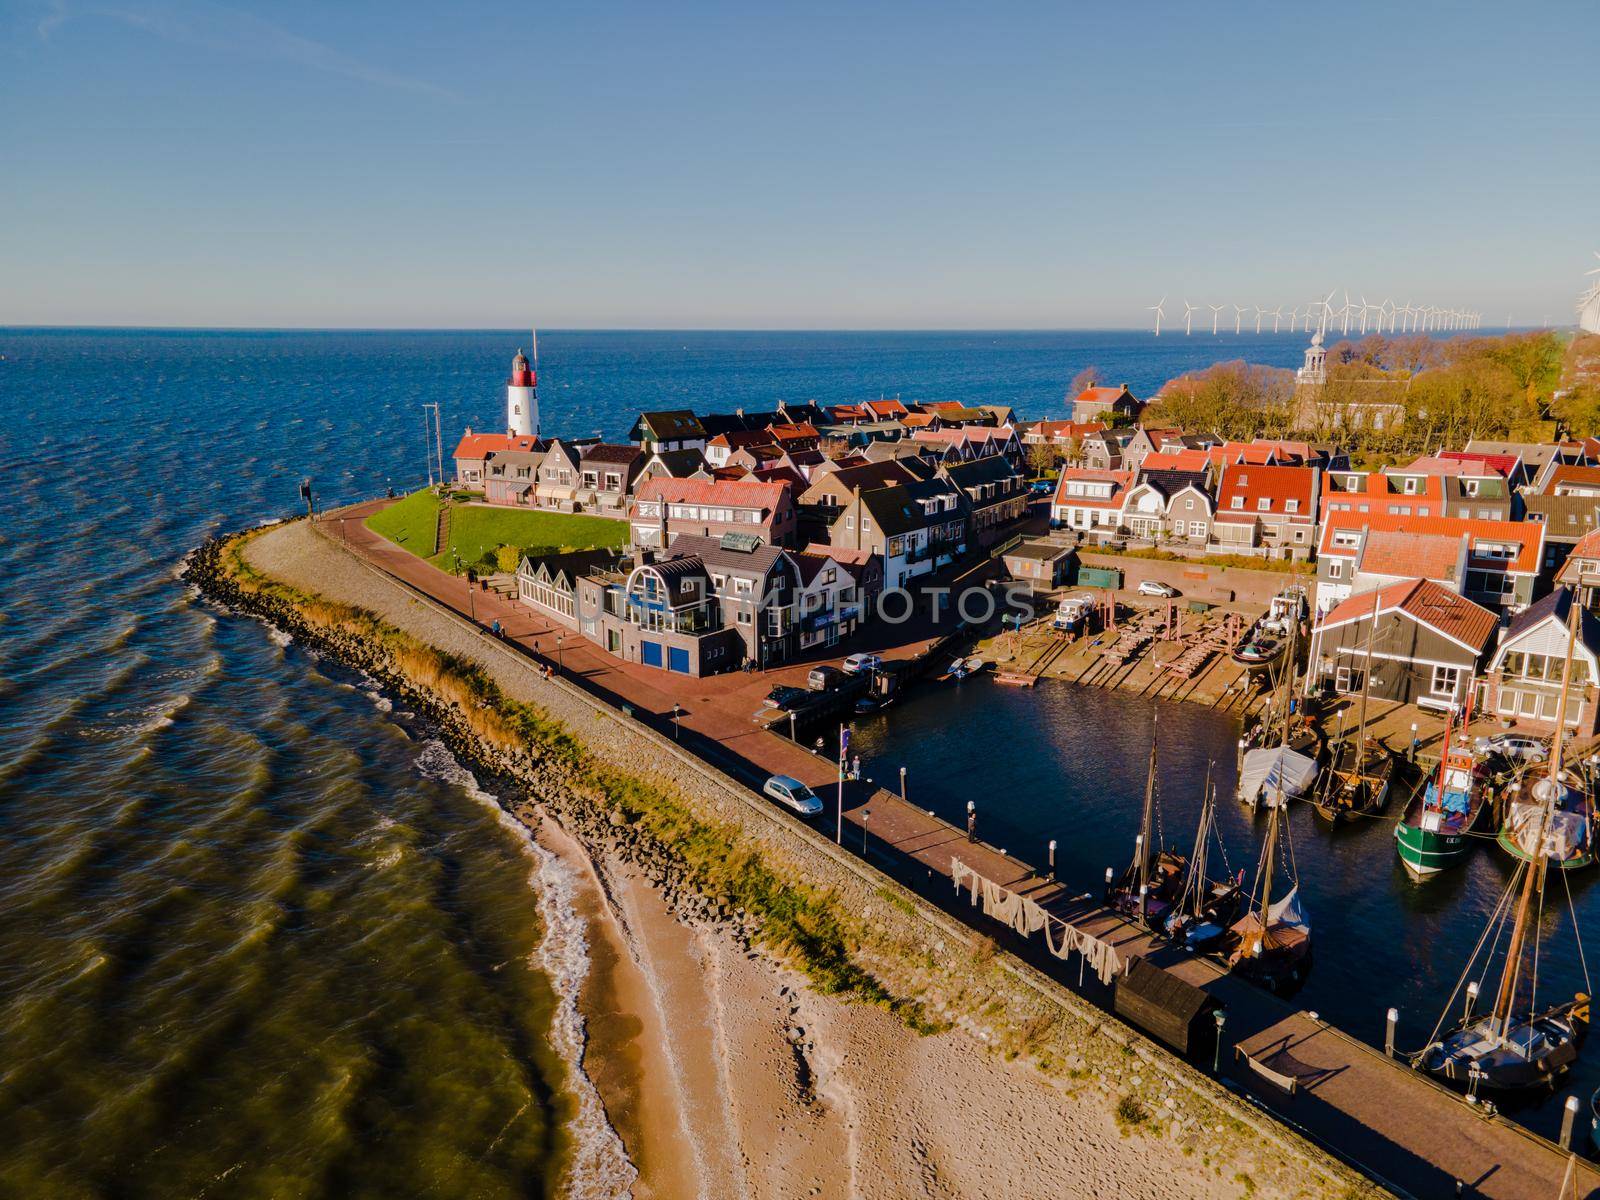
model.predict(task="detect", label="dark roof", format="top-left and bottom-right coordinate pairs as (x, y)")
top-left (944, 454), bottom-right (1019, 487)
top-left (1005, 539), bottom-right (1074, 563)
top-left (1521, 492), bottom-right (1600, 543)
top-left (661, 533), bottom-right (791, 578)
top-left (858, 478), bottom-right (967, 536)
top-left (581, 443), bottom-right (643, 466)
top-left (1137, 468), bottom-right (1211, 499)
top-left (647, 555), bottom-right (713, 606)
top-left (701, 411), bottom-right (774, 437)
top-left (1502, 586), bottom-right (1600, 655)
top-left (633, 410), bottom-right (707, 441)
top-left (642, 448), bottom-right (707, 478)
top-left (519, 548), bottom-right (622, 586)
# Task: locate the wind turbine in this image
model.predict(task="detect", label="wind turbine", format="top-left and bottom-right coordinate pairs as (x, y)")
top-left (1182, 300), bottom-right (1197, 335)
top-left (1357, 295), bottom-right (1372, 335)
top-left (1286, 306), bottom-right (1300, 333)
top-left (1232, 304), bottom-right (1247, 334)
top-left (1271, 306), bottom-right (1284, 333)
top-left (1149, 296), bottom-right (1166, 336)
top-left (1207, 303), bottom-right (1224, 335)
top-left (1315, 289), bottom-right (1336, 338)
top-left (1253, 305), bottom-right (1265, 334)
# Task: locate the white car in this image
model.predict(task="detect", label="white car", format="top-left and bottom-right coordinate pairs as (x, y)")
top-left (841, 653), bottom-right (882, 675)
top-left (1137, 580), bottom-right (1180, 598)
top-left (762, 775), bottom-right (824, 817)
top-left (1473, 733), bottom-right (1548, 763)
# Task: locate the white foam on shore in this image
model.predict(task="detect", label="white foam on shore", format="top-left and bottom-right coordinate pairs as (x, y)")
top-left (411, 740), bottom-right (638, 1198)
top-left (265, 625), bottom-right (293, 648)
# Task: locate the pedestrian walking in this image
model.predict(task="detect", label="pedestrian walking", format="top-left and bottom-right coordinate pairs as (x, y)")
top-left (966, 809), bottom-right (977, 843)
top-left (851, 754), bottom-right (861, 781)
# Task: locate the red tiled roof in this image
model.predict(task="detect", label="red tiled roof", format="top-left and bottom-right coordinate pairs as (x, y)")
top-left (1213, 442), bottom-right (1283, 466)
top-left (1052, 468), bottom-right (1135, 510)
top-left (1548, 464), bottom-right (1600, 492)
top-left (1438, 450), bottom-right (1520, 478)
top-left (1357, 530), bottom-right (1465, 582)
top-left (707, 429), bottom-right (773, 450)
top-left (1075, 385), bottom-right (1133, 406)
top-left (864, 399), bottom-right (909, 418)
top-left (1395, 455), bottom-right (1508, 479)
top-left (901, 413), bottom-right (939, 428)
top-left (453, 432), bottom-right (544, 459)
top-left (770, 422), bottom-right (819, 441)
top-left (638, 476), bottom-right (792, 510)
top-left (1214, 464), bottom-right (1318, 522)
top-left (1317, 579), bottom-right (1498, 653)
top-left (1564, 527), bottom-right (1600, 565)
top-left (803, 542), bottom-right (874, 566)
top-left (1318, 510), bottom-right (1543, 574)
top-left (1140, 449), bottom-right (1212, 473)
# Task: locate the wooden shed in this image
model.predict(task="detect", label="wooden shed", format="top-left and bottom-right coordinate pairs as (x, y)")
top-left (1113, 955), bottom-right (1223, 1058)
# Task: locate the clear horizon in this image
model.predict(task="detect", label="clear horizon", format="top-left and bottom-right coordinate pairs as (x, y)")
top-left (4, 1), bottom-right (1596, 329)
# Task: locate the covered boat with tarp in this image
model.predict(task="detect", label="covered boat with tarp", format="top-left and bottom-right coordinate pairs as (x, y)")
top-left (1107, 723), bottom-right (1186, 927)
top-left (1238, 747), bottom-right (1318, 811)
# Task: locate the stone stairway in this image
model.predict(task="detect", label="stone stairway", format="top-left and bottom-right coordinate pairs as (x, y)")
top-left (433, 499), bottom-right (451, 558)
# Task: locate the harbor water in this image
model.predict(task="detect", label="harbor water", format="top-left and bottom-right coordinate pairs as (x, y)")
top-left (0, 327), bottom-right (1532, 1191)
top-left (851, 678), bottom-right (1598, 1140)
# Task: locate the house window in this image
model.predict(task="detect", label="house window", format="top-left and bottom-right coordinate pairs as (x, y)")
top-left (1190, 521), bottom-right (1206, 536)
top-left (1431, 665), bottom-right (1462, 698)
top-left (1328, 561), bottom-right (1343, 579)
top-left (582, 471), bottom-right (598, 488)
top-left (846, 515), bottom-right (855, 530)
top-left (1185, 498), bottom-right (1194, 510)
top-left (1285, 499), bottom-right (1299, 513)
top-left (1257, 498), bottom-right (1270, 511)
top-left (1335, 665), bottom-right (1364, 695)
top-left (606, 472), bottom-right (621, 491)
top-left (1230, 496), bottom-right (1244, 509)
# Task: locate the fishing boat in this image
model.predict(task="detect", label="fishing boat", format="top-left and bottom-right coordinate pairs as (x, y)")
top-left (1313, 589), bottom-right (1394, 824)
top-left (1495, 598), bottom-right (1597, 870)
top-left (1231, 585), bottom-right (1307, 672)
top-left (1162, 766), bottom-right (1247, 953)
top-left (1052, 593), bottom-right (1096, 635)
top-left (1416, 614), bottom-right (1592, 1092)
top-left (1224, 758), bottom-right (1312, 993)
top-left (1107, 727), bottom-right (1187, 928)
top-left (1394, 704), bottom-right (1490, 879)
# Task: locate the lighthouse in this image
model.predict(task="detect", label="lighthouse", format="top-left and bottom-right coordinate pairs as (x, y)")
top-left (506, 334), bottom-right (540, 438)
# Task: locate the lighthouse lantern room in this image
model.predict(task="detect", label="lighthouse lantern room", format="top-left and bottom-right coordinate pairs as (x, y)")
top-left (507, 333), bottom-right (540, 438)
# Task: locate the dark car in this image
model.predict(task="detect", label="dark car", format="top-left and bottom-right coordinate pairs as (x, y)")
top-left (806, 665), bottom-right (846, 691)
top-left (763, 685), bottom-right (809, 711)
top-left (1029, 479), bottom-right (1055, 495)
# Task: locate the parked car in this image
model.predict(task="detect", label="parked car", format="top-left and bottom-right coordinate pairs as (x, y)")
top-left (1137, 580), bottom-right (1180, 598)
top-left (763, 684), bottom-right (809, 711)
top-left (806, 665), bottom-right (846, 691)
top-left (1029, 479), bottom-right (1055, 496)
top-left (1473, 732), bottom-right (1548, 763)
top-left (841, 653), bottom-right (882, 675)
top-left (762, 774), bottom-right (824, 817)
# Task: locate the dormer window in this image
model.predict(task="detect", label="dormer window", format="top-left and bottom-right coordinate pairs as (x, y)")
top-left (1257, 497), bottom-right (1271, 511)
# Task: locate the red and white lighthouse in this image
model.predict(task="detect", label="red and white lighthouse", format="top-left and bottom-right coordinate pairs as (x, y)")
top-left (507, 333), bottom-right (540, 438)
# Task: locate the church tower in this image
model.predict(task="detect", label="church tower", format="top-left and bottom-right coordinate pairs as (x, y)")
top-left (1296, 330), bottom-right (1327, 387)
top-left (507, 333), bottom-right (540, 438)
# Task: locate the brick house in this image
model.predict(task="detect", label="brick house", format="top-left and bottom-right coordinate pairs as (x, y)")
top-left (1210, 464), bottom-right (1320, 560)
top-left (576, 444), bottom-right (644, 516)
top-left (827, 478), bottom-right (968, 591)
top-left (941, 454), bottom-right (1028, 546)
top-left (452, 430), bottom-right (545, 489)
top-left (1070, 384), bottom-right (1142, 425)
top-left (1050, 468), bottom-right (1135, 535)
top-left (630, 477), bottom-right (797, 550)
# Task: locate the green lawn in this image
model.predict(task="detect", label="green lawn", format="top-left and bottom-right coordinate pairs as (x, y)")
top-left (365, 491), bottom-right (628, 571)
top-left (364, 488), bottom-right (442, 557)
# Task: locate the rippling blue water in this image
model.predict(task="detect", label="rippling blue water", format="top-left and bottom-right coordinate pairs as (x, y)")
top-left (0, 326), bottom-right (1483, 1189)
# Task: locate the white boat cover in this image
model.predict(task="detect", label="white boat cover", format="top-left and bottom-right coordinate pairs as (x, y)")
top-left (1239, 747), bottom-right (1318, 807)
top-left (1508, 801), bottom-right (1589, 861)
top-left (1267, 885), bottom-right (1311, 933)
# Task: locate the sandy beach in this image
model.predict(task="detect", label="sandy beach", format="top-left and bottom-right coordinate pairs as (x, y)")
top-left (532, 806), bottom-right (1257, 1200)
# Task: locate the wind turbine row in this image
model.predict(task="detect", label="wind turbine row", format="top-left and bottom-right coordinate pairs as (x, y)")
top-left (1146, 294), bottom-right (1482, 336)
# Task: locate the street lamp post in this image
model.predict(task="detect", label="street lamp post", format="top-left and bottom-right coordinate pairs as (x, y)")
top-left (1048, 838), bottom-right (1057, 881)
top-left (862, 809), bottom-right (869, 855)
top-left (556, 633), bottom-right (565, 674)
top-left (1213, 1009), bottom-right (1227, 1074)
top-left (899, 766), bottom-right (907, 805)
top-left (672, 703), bottom-right (681, 740)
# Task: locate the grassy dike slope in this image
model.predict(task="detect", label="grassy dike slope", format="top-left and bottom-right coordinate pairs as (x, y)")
top-left (195, 515), bottom-right (1382, 1200)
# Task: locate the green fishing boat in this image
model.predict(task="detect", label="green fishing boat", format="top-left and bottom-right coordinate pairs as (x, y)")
top-left (1395, 739), bottom-right (1489, 879)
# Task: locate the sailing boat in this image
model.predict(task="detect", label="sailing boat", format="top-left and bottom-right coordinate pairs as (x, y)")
top-left (1394, 692), bottom-right (1491, 879)
top-left (1162, 765), bottom-right (1247, 953)
top-left (1238, 615), bottom-right (1319, 810)
top-left (1316, 590), bottom-right (1395, 824)
top-left (1418, 604), bottom-right (1591, 1090)
top-left (1107, 722), bottom-right (1186, 927)
top-left (1225, 751), bottom-right (1313, 993)
top-left (1497, 595), bottom-right (1597, 871)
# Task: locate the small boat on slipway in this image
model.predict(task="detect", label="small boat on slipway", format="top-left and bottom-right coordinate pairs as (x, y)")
top-left (1231, 585), bottom-right (1307, 674)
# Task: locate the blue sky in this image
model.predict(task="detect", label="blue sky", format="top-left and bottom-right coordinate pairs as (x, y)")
top-left (3, 1), bottom-right (1597, 328)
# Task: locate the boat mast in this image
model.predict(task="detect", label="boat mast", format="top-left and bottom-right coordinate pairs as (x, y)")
top-left (1355, 589), bottom-right (1380, 763)
top-left (1489, 598), bottom-right (1579, 1032)
top-left (1136, 722), bottom-right (1158, 897)
top-left (1185, 764), bottom-right (1214, 919)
